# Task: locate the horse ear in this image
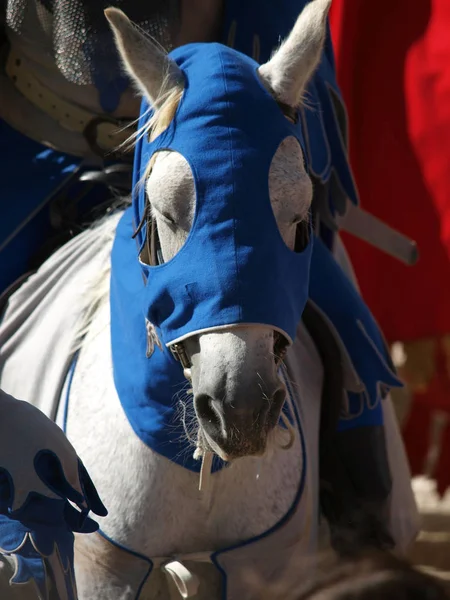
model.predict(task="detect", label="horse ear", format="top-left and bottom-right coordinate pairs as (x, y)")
top-left (258, 0), bottom-right (331, 107)
top-left (105, 7), bottom-right (184, 106)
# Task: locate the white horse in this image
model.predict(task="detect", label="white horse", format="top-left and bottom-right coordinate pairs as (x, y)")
top-left (0, 2), bottom-right (418, 599)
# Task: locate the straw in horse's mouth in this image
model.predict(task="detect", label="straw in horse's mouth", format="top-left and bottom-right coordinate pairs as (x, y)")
top-left (195, 427), bottom-right (231, 462)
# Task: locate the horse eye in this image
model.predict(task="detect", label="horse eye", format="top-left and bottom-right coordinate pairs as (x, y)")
top-left (294, 220), bottom-right (310, 253)
top-left (155, 209), bottom-right (176, 226)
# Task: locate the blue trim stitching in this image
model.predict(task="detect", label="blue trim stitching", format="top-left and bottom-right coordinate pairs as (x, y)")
top-left (98, 529), bottom-right (154, 600)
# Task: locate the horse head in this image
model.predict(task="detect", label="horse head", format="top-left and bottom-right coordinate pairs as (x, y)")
top-left (106, 1), bottom-right (330, 461)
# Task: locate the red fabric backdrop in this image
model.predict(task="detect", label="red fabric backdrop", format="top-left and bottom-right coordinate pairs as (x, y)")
top-left (329, 0), bottom-right (450, 344)
top-left (329, 1), bottom-right (450, 493)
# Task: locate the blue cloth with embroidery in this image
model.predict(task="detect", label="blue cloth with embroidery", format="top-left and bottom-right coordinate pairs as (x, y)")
top-left (133, 43), bottom-right (313, 345)
top-left (111, 42), bottom-right (313, 472)
top-left (110, 41), bottom-right (402, 475)
top-left (219, 0), bottom-right (401, 432)
top-left (221, 0), bottom-right (359, 227)
top-left (309, 237), bottom-right (402, 431)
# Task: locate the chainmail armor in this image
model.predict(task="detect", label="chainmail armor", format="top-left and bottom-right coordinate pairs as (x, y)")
top-left (2, 0), bottom-right (178, 85)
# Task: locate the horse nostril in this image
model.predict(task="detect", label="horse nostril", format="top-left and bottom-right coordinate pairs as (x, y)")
top-left (267, 387), bottom-right (287, 429)
top-left (194, 393), bottom-right (223, 429)
top-left (273, 387), bottom-right (287, 408)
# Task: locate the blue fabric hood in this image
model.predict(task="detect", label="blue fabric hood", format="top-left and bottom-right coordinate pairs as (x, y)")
top-left (110, 39), bottom-right (402, 474)
top-left (132, 43), bottom-right (313, 345)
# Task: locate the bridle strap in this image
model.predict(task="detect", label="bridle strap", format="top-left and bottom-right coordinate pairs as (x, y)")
top-left (5, 45), bottom-right (135, 158)
top-left (170, 342), bottom-right (192, 369)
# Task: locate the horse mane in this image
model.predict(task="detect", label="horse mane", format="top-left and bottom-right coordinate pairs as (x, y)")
top-left (149, 86), bottom-right (184, 140)
top-left (120, 85), bottom-right (184, 183)
top-left (145, 86), bottom-right (184, 177)
top-left (71, 206), bottom-right (126, 353)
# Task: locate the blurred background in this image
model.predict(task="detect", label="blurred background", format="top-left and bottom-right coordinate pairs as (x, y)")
top-left (329, 0), bottom-right (450, 583)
